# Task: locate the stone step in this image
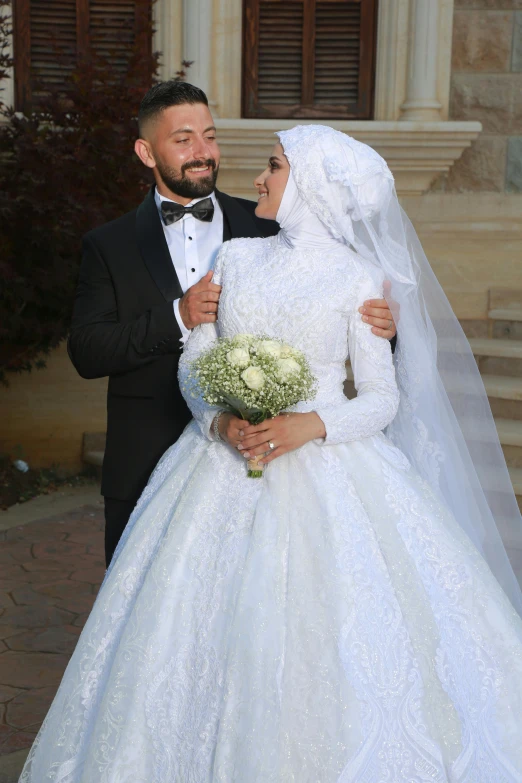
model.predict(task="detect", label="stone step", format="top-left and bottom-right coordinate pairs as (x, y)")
top-left (84, 450), bottom-right (104, 468)
top-left (468, 338), bottom-right (522, 360)
top-left (509, 467), bottom-right (522, 497)
top-left (489, 288), bottom-right (522, 312)
top-left (347, 368), bottom-right (522, 401)
top-left (82, 433), bottom-right (105, 479)
top-left (496, 419), bottom-right (522, 469)
top-left (483, 374), bottom-right (522, 401)
top-left (496, 418), bottom-right (522, 447)
top-left (489, 308), bottom-right (522, 323)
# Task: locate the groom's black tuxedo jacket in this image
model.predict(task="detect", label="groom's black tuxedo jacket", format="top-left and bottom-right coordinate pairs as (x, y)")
top-left (68, 186), bottom-right (279, 501)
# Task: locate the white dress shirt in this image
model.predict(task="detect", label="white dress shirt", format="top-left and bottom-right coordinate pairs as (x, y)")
top-left (155, 188), bottom-right (224, 343)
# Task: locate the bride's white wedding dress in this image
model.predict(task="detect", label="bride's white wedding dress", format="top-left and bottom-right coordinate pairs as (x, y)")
top-left (21, 233), bottom-right (522, 783)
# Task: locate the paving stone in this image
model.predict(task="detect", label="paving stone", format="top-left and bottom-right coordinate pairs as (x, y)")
top-left (506, 136), bottom-right (522, 191)
top-left (452, 10), bottom-right (512, 72)
top-left (70, 566), bottom-right (105, 584)
top-left (0, 545), bottom-right (33, 567)
top-left (63, 553), bottom-right (105, 569)
top-left (72, 612), bottom-right (90, 628)
top-left (0, 687), bottom-right (22, 704)
top-left (0, 596), bottom-right (14, 612)
top-left (21, 559), bottom-right (70, 573)
top-left (0, 605), bottom-right (74, 631)
top-left (5, 687), bottom-right (57, 730)
top-left (35, 581), bottom-right (96, 616)
top-left (0, 506), bottom-right (104, 752)
top-left (31, 541), bottom-right (87, 560)
top-left (0, 727), bottom-right (37, 755)
top-left (5, 625), bottom-right (80, 655)
top-left (0, 724), bottom-right (15, 747)
top-left (0, 642), bottom-right (7, 653)
top-left (513, 11), bottom-right (522, 71)
top-left (0, 568), bottom-right (24, 584)
top-left (13, 570), bottom-right (68, 587)
top-left (0, 652), bottom-right (69, 689)
top-left (65, 530), bottom-right (104, 547)
top-left (9, 586), bottom-right (57, 608)
top-left (0, 627), bottom-right (27, 642)
top-left (5, 525), bottom-right (67, 544)
top-left (35, 580), bottom-right (93, 600)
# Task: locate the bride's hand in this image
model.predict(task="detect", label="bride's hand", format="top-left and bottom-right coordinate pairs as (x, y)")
top-left (238, 412), bottom-right (326, 465)
top-left (213, 412), bottom-right (247, 448)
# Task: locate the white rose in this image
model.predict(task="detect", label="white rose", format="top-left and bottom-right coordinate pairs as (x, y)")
top-left (232, 333), bottom-right (250, 344)
top-left (276, 357), bottom-right (301, 381)
top-left (226, 347), bottom-right (250, 368)
top-left (279, 343), bottom-right (295, 357)
top-left (241, 366), bottom-right (265, 391)
top-left (258, 340), bottom-right (282, 358)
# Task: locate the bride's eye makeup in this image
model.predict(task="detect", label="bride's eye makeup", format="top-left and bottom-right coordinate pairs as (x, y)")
top-left (269, 156), bottom-right (279, 171)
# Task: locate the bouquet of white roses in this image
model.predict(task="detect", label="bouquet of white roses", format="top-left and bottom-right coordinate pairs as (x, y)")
top-left (187, 334), bottom-right (316, 477)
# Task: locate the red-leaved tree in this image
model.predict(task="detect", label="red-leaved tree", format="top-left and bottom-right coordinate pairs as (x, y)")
top-left (0, 0), bottom-right (189, 384)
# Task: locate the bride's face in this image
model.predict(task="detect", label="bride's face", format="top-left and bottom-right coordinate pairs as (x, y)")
top-left (254, 143), bottom-right (290, 220)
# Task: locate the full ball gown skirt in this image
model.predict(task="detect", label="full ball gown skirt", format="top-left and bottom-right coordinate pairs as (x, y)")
top-left (20, 237), bottom-right (522, 783)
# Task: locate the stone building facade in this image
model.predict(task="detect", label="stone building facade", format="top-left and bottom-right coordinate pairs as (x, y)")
top-left (446, 0), bottom-right (522, 192)
top-left (1, 0), bottom-right (522, 473)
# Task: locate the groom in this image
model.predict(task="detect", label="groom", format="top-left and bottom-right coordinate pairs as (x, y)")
top-left (68, 81), bottom-right (397, 566)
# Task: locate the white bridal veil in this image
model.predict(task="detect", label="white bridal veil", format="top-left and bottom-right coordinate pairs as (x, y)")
top-left (277, 125), bottom-right (522, 615)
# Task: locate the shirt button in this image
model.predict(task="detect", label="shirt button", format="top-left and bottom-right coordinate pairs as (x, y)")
top-left (191, 268), bottom-right (196, 273)
top-left (188, 236), bottom-right (193, 241)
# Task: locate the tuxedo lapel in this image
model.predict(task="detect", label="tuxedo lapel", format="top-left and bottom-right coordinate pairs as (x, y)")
top-left (216, 189), bottom-right (260, 242)
top-left (136, 187), bottom-right (183, 302)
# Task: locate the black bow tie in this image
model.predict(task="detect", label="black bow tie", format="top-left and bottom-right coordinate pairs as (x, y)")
top-left (160, 197), bottom-right (214, 226)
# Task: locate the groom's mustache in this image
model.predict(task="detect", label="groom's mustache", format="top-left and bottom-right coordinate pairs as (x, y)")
top-left (181, 159), bottom-right (217, 176)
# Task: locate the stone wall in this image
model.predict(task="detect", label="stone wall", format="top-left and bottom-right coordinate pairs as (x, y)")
top-left (445, 0), bottom-right (522, 191)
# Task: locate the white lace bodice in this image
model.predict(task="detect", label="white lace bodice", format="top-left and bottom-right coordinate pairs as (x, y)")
top-left (179, 236), bottom-right (399, 444)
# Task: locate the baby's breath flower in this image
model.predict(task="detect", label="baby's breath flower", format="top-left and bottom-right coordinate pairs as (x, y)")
top-left (188, 334), bottom-right (316, 423)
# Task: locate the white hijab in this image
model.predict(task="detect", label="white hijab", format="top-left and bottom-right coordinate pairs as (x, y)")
top-left (276, 169), bottom-right (340, 251)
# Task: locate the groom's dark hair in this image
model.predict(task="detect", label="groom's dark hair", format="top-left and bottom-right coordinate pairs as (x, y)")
top-left (138, 81), bottom-right (209, 137)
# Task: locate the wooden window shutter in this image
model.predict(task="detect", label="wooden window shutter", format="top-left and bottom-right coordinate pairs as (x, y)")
top-left (243, 0), bottom-right (378, 119)
top-left (13, 0), bottom-right (152, 113)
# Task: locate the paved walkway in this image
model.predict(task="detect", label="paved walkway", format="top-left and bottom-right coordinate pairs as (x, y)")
top-left (0, 486), bottom-right (104, 781)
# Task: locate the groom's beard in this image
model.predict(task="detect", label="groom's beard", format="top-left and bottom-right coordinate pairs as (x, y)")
top-left (156, 158), bottom-right (219, 200)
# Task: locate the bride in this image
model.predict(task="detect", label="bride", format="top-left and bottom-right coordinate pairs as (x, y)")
top-left (21, 125), bottom-right (522, 782)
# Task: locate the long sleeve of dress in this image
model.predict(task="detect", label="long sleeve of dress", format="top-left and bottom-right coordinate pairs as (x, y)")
top-left (314, 273), bottom-right (400, 446)
top-left (177, 244), bottom-right (227, 441)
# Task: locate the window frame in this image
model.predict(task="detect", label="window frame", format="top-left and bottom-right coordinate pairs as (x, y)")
top-left (12, 0), bottom-right (152, 114)
top-left (242, 0), bottom-right (379, 120)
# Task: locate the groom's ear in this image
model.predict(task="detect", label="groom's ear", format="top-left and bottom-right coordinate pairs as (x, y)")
top-left (135, 138), bottom-right (156, 170)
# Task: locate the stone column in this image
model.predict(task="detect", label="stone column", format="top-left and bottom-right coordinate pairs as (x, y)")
top-left (154, 0), bottom-right (183, 82)
top-left (400, 0), bottom-right (443, 121)
top-left (183, 0), bottom-right (218, 113)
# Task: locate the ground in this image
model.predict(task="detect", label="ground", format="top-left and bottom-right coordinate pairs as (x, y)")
top-left (0, 454), bottom-right (96, 509)
top-left (0, 485), bottom-right (104, 781)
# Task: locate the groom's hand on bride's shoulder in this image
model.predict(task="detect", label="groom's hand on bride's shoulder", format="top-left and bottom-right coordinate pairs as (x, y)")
top-left (359, 280), bottom-right (398, 340)
top-left (179, 271), bottom-right (222, 330)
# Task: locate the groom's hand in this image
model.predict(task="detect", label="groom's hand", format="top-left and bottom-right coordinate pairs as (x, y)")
top-left (179, 271), bottom-right (222, 330)
top-left (359, 280), bottom-right (398, 339)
